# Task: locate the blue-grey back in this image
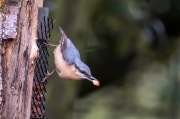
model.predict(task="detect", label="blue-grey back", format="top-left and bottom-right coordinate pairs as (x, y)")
top-left (59, 26), bottom-right (80, 65)
top-left (62, 47), bottom-right (80, 65)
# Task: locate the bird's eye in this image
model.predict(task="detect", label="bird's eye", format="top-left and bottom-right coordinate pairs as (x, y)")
top-left (81, 70), bottom-right (86, 75)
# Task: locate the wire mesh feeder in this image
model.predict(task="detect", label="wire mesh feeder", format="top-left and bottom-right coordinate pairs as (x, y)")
top-left (30, 17), bottom-right (55, 119)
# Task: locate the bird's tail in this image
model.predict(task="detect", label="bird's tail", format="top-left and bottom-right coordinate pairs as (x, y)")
top-left (59, 26), bottom-right (76, 51)
top-left (59, 26), bottom-right (65, 35)
top-left (59, 26), bottom-right (67, 45)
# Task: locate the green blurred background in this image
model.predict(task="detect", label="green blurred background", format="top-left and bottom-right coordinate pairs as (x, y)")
top-left (43, 0), bottom-right (180, 119)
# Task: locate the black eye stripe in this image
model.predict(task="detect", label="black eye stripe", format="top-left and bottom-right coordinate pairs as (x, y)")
top-left (81, 70), bottom-right (87, 75)
top-left (82, 71), bottom-right (85, 74)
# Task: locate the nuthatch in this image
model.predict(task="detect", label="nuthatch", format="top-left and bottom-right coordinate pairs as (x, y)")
top-left (43, 26), bottom-right (100, 86)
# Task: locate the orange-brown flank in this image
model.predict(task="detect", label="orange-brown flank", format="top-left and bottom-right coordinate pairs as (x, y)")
top-left (92, 80), bottom-right (100, 86)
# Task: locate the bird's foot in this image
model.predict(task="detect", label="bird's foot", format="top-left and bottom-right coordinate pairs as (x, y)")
top-left (44, 42), bottom-right (58, 48)
top-left (41, 69), bottom-right (56, 82)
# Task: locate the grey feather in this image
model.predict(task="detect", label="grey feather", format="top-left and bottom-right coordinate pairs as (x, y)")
top-left (62, 48), bottom-right (80, 65)
top-left (59, 26), bottom-right (80, 65)
top-left (59, 26), bottom-right (92, 76)
top-left (74, 58), bottom-right (91, 75)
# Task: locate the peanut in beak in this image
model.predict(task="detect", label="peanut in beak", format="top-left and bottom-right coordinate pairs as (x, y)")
top-left (92, 80), bottom-right (100, 86)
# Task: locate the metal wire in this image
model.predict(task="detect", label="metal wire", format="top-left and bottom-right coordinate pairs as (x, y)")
top-left (30, 17), bottom-right (55, 119)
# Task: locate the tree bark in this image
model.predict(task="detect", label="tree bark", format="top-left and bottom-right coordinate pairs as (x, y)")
top-left (0, 0), bottom-right (39, 118)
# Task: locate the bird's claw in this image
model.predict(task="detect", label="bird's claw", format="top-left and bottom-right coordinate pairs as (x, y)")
top-left (41, 69), bottom-right (56, 82)
top-left (46, 70), bottom-right (51, 76)
top-left (44, 42), bottom-right (58, 48)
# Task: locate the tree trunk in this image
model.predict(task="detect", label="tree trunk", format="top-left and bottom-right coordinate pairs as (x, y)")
top-left (0, 0), bottom-right (40, 118)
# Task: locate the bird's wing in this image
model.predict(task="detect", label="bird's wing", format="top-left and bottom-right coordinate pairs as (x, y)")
top-left (62, 47), bottom-right (80, 65)
top-left (59, 26), bottom-right (81, 65)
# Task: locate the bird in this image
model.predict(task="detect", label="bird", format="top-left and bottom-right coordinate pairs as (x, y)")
top-left (42, 26), bottom-right (100, 86)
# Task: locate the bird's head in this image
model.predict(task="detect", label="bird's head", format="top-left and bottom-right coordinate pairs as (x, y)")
top-left (74, 58), bottom-right (100, 86)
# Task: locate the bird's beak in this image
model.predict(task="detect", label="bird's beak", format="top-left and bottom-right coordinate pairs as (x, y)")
top-left (89, 76), bottom-right (97, 80)
top-left (85, 76), bottom-right (100, 86)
